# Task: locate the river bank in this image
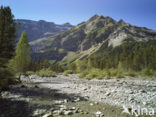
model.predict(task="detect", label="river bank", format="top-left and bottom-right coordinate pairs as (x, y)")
top-left (0, 74), bottom-right (156, 117)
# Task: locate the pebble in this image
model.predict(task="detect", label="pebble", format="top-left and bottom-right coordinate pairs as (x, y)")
top-left (74, 108), bottom-right (79, 113)
top-left (70, 107), bottom-right (76, 110)
top-left (53, 110), bottom-right (63, 115)
top-left (96, 111), bottom-right (102, 115)
top-left (74, 97), bottom-right (81, 102)
top-left (32, 109), bottom-right (46, 117)
top-left (49, 107), bottom-right (56, 111)
top-left (64, 110), bottom-right (73, 115)
top-left (60, 105), bottom-right (67, 110)
top-left (143, 101), bottom-right (147, 105)
top-left (96, 111), bottom-right (104, 117)
top-left (105, 92), bottom-right (111, 96)
top-left (64, 99), bottom-right (68, 103)
top-left (54, 100), bottom-right (64, 104)
top-left (140, 90), bottom-right (146, 93)
top-left (42, 113), bottom-right (52, 117)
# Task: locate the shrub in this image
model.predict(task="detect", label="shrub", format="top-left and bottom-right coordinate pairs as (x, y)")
top-left (85, 68), bottom-right (104, 79)
top-left (76, 60), bottom-right (87, 73)
top-left (63, 70), bottom-right (74, 76)
top-left (36, 68), bottom-right (56, 77)
top-left (116, 74), bottom-right (124, 79)
top-left (0, 67), bottom-right (19, 90)
top-left (26, 71), bottom-right (36, 75)
top-left (85, 73), bottom-right (97, 79)
top-left (141, 68), bottom-right (155, 77)
top-left (79, 70), bottom-right (89, 78)
top-left (123, 70), bottom-right (137, 77)
top-left (108, 68), bottom-right (118, 77)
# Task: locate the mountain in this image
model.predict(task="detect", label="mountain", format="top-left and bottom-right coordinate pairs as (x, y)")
top-left (16, 19), bottom-right (73, 42)
top-left (30, 15), bottom-right (156, 61)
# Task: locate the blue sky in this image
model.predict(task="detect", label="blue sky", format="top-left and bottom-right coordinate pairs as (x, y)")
top-left (1, 0), bottom-right (156, 30)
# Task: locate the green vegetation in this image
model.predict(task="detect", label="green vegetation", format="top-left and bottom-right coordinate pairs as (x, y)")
top-left (0, 64), bottom-right (18, 90)
top-left (10, 31), bottom-right (31, 79)
top-left (29, 59), bottom-right (64, 73)
top-left (27, 39), bottom-right (156, 79)
top-left (26, 68), bottom-right (57, 77)
top-left (0, 6), bottom-right (18, 90)
top-left (141, 68), bottom-right (156, 77)
top-left (26, 71), bottom-right (36, 75)
top-left (96, 23), bottom-right (114, 38)
top-left (63, 40), bottom-right (156, 79)
top-left (36, 68), bottom-right (56, 77)
top-left (92, 40), bottom-right (156, 71)
top-left (63, 70), bottom-right (74, 76)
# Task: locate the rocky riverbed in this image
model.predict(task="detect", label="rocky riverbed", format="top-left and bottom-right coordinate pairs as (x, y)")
top-left (0, 74), bottom-right (156, 117)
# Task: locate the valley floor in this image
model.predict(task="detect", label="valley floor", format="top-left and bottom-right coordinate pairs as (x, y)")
top-left (0, 74), bottom-right (156, 117)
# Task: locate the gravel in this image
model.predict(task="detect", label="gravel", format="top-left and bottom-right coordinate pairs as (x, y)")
top-left (1, 74), bottom-right (156, 116)
top-left (23, 74), bottom-right (156, 110)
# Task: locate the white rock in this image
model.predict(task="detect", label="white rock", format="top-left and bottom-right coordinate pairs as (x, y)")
top-left (53, 110), bottom-right (59, 114)
top-left (60, 105), bottom-right (67, 110)
top-left (32, 109), bottom-right (46, 116)
top-left (64, 99), bottom-right (68, 103)
top-left (53, 110), bottom-right (64, 115)
top-left (64, 110), bottom-right (73, 115)
top-left (74, 97), bottom-right (80, 102)
top-left (96, 111), bottom-right (104, 117)
top-left (42, 113), bottom-right (52, 117)
top-left (96, 111), bottom-right (102, 115)
top-left (105, 92), bottom-right (111, 96)
top-left (54, 100), bottom-right (64, 104)
top-left (70, 107), bottom-right (76, 110)
top-left (143, 101), bottom-right (147, 105)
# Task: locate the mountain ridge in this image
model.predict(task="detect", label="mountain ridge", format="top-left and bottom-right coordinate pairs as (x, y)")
top-left (16, 19), bottom-right (73, 42)
top-left (30, 15), bottom-right (156, 61)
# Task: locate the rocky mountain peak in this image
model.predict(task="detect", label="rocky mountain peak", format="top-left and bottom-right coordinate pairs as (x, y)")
top-left (62, 22), bottom-right (73, 27)
top-left (16, 19), bottom-right (73, 42)
top-left (118, 19), bottom-right (126, 25)
top-left (30, 15), bottom-right (156, 61)
top-left (88, 14), bottom-right (100, 21)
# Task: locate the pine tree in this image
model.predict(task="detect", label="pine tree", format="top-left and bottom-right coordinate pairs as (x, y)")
top-left (0, 6), bottom-right (16, 61)
top-left (0, 6), bottom-right (16, 90)
top-left (14, 31), bottom-right (31, 77)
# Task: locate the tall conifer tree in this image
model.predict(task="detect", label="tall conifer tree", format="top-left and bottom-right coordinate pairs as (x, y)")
top-left (0, 6), bottom-right (16, 89)
top-left (0, 6), bottom-right (16, 61)
top-left (14, 31), bottom-right (31, 76)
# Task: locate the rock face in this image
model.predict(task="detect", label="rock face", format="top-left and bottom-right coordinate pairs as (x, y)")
top-left (16, 19), bottom-right (73, 42)
top-left (30, 15), bottom-right (156, 61)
